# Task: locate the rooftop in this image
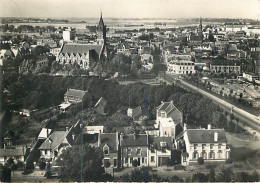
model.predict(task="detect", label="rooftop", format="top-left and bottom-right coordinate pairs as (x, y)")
top-left (186, 129), bottom-right (227, 143)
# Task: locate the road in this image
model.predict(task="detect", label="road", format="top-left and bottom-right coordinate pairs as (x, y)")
top-left (164, 74), bottom-right (260, 133)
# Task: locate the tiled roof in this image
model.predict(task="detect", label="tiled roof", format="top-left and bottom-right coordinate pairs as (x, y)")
top-left (149, 136), bottom-right (173, 150)
top-left (65, 89), bottom-right (86, 98)
top-left (61, 43), bottom-right (103, 56)
top-left (186, 129), bottom-right (227, 143)
top-left (100, 133), bottom-right (118, 152)
top-left (121, 134), bottom-right (148, 147)
top-left (0, 148), bottom-right (26, 156)
top-left (38, 131), bottom-right (69, 150)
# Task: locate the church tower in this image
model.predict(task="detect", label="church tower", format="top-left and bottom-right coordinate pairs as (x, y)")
top-left (96, 12), bottom-right (106, 45)
top-left (198, 17), bottom-right (203, 39)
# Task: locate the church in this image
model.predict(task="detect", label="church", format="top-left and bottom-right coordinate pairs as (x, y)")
top-left (56, 13), bottom-right (108, 70)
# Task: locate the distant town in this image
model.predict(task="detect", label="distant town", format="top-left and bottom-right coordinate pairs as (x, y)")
top-left (0, 14), bottom-right (260, 182)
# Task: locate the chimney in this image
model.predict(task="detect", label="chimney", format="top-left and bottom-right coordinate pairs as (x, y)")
top-left (161, 101), bottom-right (164, 104)
top-left (208, 124), bottom-right (211, 130)
top-left (120, 133), bottom-right (123, 143)
top-left (72, 134), bottom-right (75, 140)
top-left (98, 130), bottom-right (101, 147)
top-left (66, 127), bottom-right (69, 131)
top-left (183, 123), bottom-right (187, 132)
top-left (214, 132), bottom-right (218, 142)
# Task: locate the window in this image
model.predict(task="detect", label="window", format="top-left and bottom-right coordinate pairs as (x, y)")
top-left (202, 144), bottom-right (206, 150)
top-left (104, 150), bottom-right (109, 155)
top-left (45, 150), bottom-right (48, 155)
top-left (194, 144), bottom-right (198, 150)
top-left (218, 144), bottom-right (222, 149)
top-left (209, 151), bottom-right (215, 159)
top-left (127, 148), bottom-right (131, 155)
top-left (151, 156), bottom-right (155, 162)
top-left (125, 158), bottom-right (128, 164)
top-left (193, 152), bottom-right (198, 159)
top-left (137, 148), bottom-right (141, 155)
top-left (130, 158), bottom-right (133, 164)
top-left (210, 144), bottom-right (214, 149)
top-left (218, 150), bottom-right (222, 158)
top-left (142, 158), bottom-right (145, 164)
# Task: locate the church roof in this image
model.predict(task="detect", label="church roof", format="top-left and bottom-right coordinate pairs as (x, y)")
top-left (61, 43), bottom-right (103, 56)
top-left (97, 14), bottom-right (105, 30)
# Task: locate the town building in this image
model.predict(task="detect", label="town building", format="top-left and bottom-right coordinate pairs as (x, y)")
top-left (167, 60), bottom-right (196, 75)
top-left (56, 43), bottom-right (106, 70)
top-left (155, 101), bottom-right (183, 131)
top-left (148, 136), bottom-right (173, 167)
top-left (38, 121), bottom-right (81, 161)
top-left (64, 88), bottom-right (86, 104)
top-left (181, 124), bottom-right (231, 165)
top-left (0, 147), bottom-right (27, 164)
top-left (120, 134), bottom-right (149, 167)
top-left (98, 132), bottom-right (119, 167)
top-left (210, 60), bottom-right (241, 74)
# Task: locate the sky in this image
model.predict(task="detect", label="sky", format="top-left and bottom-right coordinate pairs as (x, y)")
top-left (1, 0), bottom-right (260, 19)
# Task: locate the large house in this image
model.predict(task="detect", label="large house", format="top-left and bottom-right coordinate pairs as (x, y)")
top-left (181, 124), bottom-right (231, 165)
top-left (120, 134), bottom-right (149, 167)
top-left (148, 136), bottom-right (173, 167)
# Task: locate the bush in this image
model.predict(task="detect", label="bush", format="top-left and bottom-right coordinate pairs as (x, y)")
top-left (104, 160), bottom-right (110, 168)
top-left (197, 157), bottom-right (204, 165)
top-left (226, 158), bottom-right (233, 164)
top-left (39, 161), bottom-right (46, 170)
top-left (174, 165), bottom-right (185, 170)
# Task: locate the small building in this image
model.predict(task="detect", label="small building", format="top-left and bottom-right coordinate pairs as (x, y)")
top-left (0, 147), bottom-right (26, 164)
top-left (120, 134), bottom-right (149, 167)
top-left (127, 106), bottom-right (147, 123)
top-left (64, 89), bottom-right (87, 104)
top-left (84, 126), bottom-right (104, 134)
top-left (148, 136), bottom-right (173, 167)
top-left (181, 124), bottom-right (231, 166)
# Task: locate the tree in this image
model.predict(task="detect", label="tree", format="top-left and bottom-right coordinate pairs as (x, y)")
top-left (56, 144), bottom-right (105, 182)
top-left (39, 161), bottom-right (46, 170)
top-left (197, 157), bottom-right (204, 165)
top-left (192, 172), bottom-right (208, 182)
top-left (104, 160), bottom-right (110, 168)
top-left (208, 168), bottom-right (216, 182)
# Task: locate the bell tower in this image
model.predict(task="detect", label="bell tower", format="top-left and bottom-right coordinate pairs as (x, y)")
top-left (97, 12), bottom-right (106, 45)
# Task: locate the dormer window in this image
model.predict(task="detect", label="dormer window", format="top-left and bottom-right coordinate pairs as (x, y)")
top-left (103, 144), bottom-right (109, 155)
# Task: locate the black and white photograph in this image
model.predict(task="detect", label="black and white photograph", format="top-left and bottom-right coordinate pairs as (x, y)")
top-left (0, 0), bottom-right (260, 182)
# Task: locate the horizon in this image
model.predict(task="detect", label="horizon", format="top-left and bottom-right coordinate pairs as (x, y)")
top-left (1, 0), bottom-right (260, 20)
